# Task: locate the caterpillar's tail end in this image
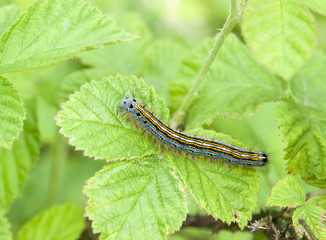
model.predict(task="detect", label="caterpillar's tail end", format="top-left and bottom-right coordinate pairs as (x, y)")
top-left (260, 152), bottom-right (268, 166)
top-left (249, 152), bottom-right (268, 167)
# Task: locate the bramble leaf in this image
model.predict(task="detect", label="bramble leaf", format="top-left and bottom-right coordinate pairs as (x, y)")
top-left (0, 100), bottom-right (39, 209)
top-left (275, 51), bottom-right (326, 182)
top-left (60, 68), bottom-right (109, 102)
top-left (0, 77), bottom-right (25, 149)
top-left (292, 198), bottom-right (326, 239)
top-left (0, 207), bottom-right (11, 240)
top-left (266, 176), bottom-right (305, 208)
top-left (14, 204), bottom-right (85, 240)
top-left (0, 0), bottom-right (135, 74)
top-left (79, 13), bottom-right (150, 75)
top-left (0, 5), bottom-right (21, 37)
top-left (56, 75), bottom-right (169, 160)
top-left (139, 39), bottom-right (188, 105)
top-left (173, 128), bottom-right (261, 229)
top-left (303, 0), bottom-right (326, 16)
top-left (170, 34), bottom-right (285, 129)
top-left (84, 156), bottom-right (187, 240)
top-left (242, 0), bottom-right (316, 80)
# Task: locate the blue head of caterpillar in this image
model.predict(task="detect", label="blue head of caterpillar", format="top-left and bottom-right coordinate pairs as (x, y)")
top-left (121, 97), bottom-right (143, 119)
top-left (121, 97), bottom-right (135, 110)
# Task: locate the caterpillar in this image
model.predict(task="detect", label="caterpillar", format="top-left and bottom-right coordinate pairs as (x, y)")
top-left (121, 97), bottom-right (268, 166)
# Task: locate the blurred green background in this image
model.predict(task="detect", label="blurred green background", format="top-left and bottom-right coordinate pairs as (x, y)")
top-left (1, 0), bottom-right (325, 239)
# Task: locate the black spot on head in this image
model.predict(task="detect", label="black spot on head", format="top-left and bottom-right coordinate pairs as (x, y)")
top-left (262, 153), bottom-right (268, 162)
top-left (129, 104), bottom-right (134, 109)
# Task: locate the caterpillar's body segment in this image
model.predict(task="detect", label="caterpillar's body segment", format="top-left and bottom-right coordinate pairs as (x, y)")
top-left (121, 97), bottom-right (268, 166)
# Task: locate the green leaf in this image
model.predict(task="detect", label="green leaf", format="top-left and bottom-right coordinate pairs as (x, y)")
top-left (14, 204), bottom-right (85, 240)
top-left (172, 128), bottom-right (261, 229)
top-left (0, 100), bottom-right (39, 209)
top-left (275, 51), bottom-right (326, 181)
top-left (0, 0), bottom-right (135, 74)
top-left (0, 5), bottom-right (21, 37)
top-left (0, 207), bottom-right (11, 240)
top-left (303, 0), bottom-right (326, 16)
top-left (317, 194), bottom-right (326, 210)
top-left (292, 198), bottom-right (326, 239)
top-left (170, 34), bottom-right (285, 129)
top-left (60, 68), bottom-right (110, 102)
top-left (242, 0), bottom-right (316, 80)
top-left (79, 13), bottom-right (151, 75)
top-left (139, 39), bottom-right (188, 105)
top-left (0, 77), bottom-right (25, 149)
top-left (56, 75), bottom-right (169, 160)
top-left (170, 228), bottom-right (254, 240)
top-left (84, 156), bottom-right (187, 240)
top-left (266, 176), bottom-right (305, 208)
top-left (215, 230), bottom-right (254, 240)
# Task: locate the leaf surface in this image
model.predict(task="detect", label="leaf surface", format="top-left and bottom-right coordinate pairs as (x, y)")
top-left (0, 207), bottom-right (11, 240)
top-left (0, 100), bottom-right (39, 209)
top-left (79, 13), bottom-right (150, 75)
top-left (0, 0), bottom-right (135, 73)
top-left (139, 39), bottom-right (188, 104)
top-left (60, 68), bottom-right (109, 102)
top-left (275, 51), bottom-right (326, 182)
top-left (170, 35), bottom-right (285, 129)
top-left (0, 5), bottom-right (21, 37)
top-left (266, 176), bottom-right (305, 208)
top-left (84, 156), bottom-right (187, 240)
top-left (303, 0), bottom-right (326, 16)
top-left (242, 0), bottom-right (316, 80)
top-left (14, 204), bottom-right (85, 240)
top-left (0, 77), bottom-right (25, 149)
top-left (292, 198), bottom-right (326, 239)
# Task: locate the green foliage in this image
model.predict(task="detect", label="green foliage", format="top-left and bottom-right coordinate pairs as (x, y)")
top-left (139, 39), bottom-right (188, 105)
top-left (0, 101), bottom-right (39, 209)
top-left (59, 68), bottom-right (109, 102)
top-left (0, 207), bottom-right (11, 240)
top-left (275, 51), bottom-right (326, 183)
top-left (79, 13), bottom-right (151, 75)
top-left (14, 204), bottom-right (85, 240)
top-left (84, 156), bottom-right (187, 239)
top-left (169, 228), bottom-right (255, 240)
top-left (0, 0), bottom-right (135, 74)
top-left (0, 0), bottom-right (325, 239)
top-left (303, 0), bottom-right (326, 16)
top-left (242, 0), bottom-right (316, 80)
top-left (214, 230), bottom-right (254, 240)
top-left (267, 176), bottom-right (326, 239)
top-left (292, 198), bottom-right (326, 239)
top-left (0, 77), bottom-right (24, 149)
top-left (170, 34), bottom-right (285, 129)
top-left (266, 176), bottom-right (305, 208)
top-left (0, 5), bottom-right (21, 37)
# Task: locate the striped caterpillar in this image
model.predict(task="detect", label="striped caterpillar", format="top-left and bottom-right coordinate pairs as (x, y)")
top-left (121, 97), bottom-right (268, 166)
